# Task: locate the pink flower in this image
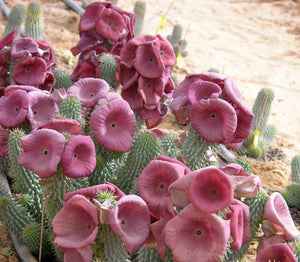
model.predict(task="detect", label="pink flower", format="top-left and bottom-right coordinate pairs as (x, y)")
top-left (67, 78), bottom-right (109, 108)
top-left (91, 99), bottom-right (136, 152)
top-left (137, 77), bottom-right (164, 107)
top-left (138, 159), bottom-right (185, 219)
top-left (4, 85), bottom-right (41, 95)
top-left (61, 246), bottom-right (93, 262)
top-left (64, 182), bottom-right (125, 203)
top-left (18, 129), bottom-right (65, 178)
top-left (189, 98), bottom-right (237, 143)
top-left (150, 219), bottom-right (168, 258)
top-left (0, 89), bottom-right (30, 127)
top-left (52, 194), bottom-right (98, 249)
top-left (255, 243), bottom-right (297, 262)
top-left (50, 88), bottom-right (67, 104)
top-left (38, 119), bottom-right (82, 135)
top-left (164, 203), bottom-right (230, 262)
top-left (186, 167), bottom-right (234, 213)
top-left (10, 36), bottom-right (39, 59)
top-left (145, 105), bottom-right (169, 129)
top-left (264, 192), bottom-right (299, 240)
top-left (221, 163), bottom-right (262, 198)
top-left (27, 91), bottom-right (59, 129)
top-left (79, 2), bottom-right (105, 32)
top-left (0, 30), bottom-right (18, 49)
top-left (108, 195), bottom-right (150, 253)
top-left (96, 8), bottom-right (126, 41)
top-left (61, 135), bottom-right (96, 178)
top-left (13, 57), bottom-right (47, 86)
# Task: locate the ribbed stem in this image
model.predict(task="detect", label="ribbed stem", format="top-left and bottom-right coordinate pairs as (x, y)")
top-left (160, 133), bottom-right (179, 159)
top-left (137, 247), bottom-right (164, 262)
top-left (291, 156), bottom-right (300, 184)
top-left (99, 53), bottom-right (119, 90)
top-left (25, 2), bottom-right (44, 40)
top-left (59, 96), bottom-right (85, 126)
top-left (52, 67), bottom-right (73, 90)
top-left (133, 1), bottom-right (146, 36)
top-left (3, 4), bottom-right (26, 38)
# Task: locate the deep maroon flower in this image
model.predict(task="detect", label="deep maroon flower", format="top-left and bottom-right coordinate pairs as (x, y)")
top-left (62, 135), bottom-right (96, 178)
top-left (13, 57), bottom-right (47, 86)
top-left (0, 30), bottom-right (18, 49)
top-left (164, 204), bottom-right (230, 262)
top-left (27, 91), bottom-right (59, 129)
top-left (11, 37), bottom-right (39, 59)
top-left (64, 182), bottom-right (125, 203)
top-left (108, 195), bottom-right (150, 253)
top-left (81, 62), bottom-right (100, 78)
top-left (138, 159), bottom-right (185, 219)
top-left (0, 89), bottom-right (30, 127)
top-left (18, 129), bottom-right (66, 178)
top-left (38, 119), bottom-right (82, 135)
top-left (91, 99), bottom-right (136, 152)
top-left (264, 192), bottom-right (299, 240)
top-left (190, 98), bottom-right (237, 143)
top-left (255, 243), bottom-right (297, 262)
top-left (186, 167), bottom-right (234, 213)
top-left (67, 78), bottom-right (109, 108)
top-left (52, 194), bottom-right (98, 249)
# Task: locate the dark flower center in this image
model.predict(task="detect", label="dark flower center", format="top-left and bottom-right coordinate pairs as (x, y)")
top-left (33, 111), bottom-right (37, 115)
top-left (159, 184), bottom-right (164, 189)
top-left (111, 123), bottom-right (116, 128)
top-left (121, 220), bottom-right (125, 225)
top-left (147, 84), bottom-right (151, 88)
top-left (44, 150), bottom-right (48, 155)
top-left (149, 57), bottom-right (153, 62)
top-left (15, 107), bottom-right (19, 112)
top-left (74, 153), bottom-right (77, 158)
top-left (210, 114), bottom-right (216, 119)
top-left (160, 51), bottom-right (164, 56)
top-left (108, 21), bottom-right (112, 26)
top-left (26, 67), bottom-right (31, 72)
top-left (90, 94), bottom-right (94, 97)
top-left (211, 190), bottom-right (216, 195)
top-left (196, 230), bottom-right (202, 235)
top-left (87, 224), bottom-right (91, 229)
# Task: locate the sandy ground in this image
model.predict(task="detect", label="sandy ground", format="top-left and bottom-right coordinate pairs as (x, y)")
top-left (0, 0), bottom-right (300, 261)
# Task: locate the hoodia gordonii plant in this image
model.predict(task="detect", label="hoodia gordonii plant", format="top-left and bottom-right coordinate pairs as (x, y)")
top-left (0, 2), bottom-right (299, 262)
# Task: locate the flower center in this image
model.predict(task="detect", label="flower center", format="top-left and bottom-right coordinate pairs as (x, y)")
top-left (160, 51), bottom-right (164, 56)
top-left (121, 220), bottom-right (125, 225)
top-left (90, 94), bottom-right (94, 97)
top-left (147, 84), bottom-right (151, 88)
top-left (196, 230), bottom-right (202, 235)
top-left (211, 190), bottom-right (216, 195)
top-left (210, 114), bottom-right (216, 119)
top-left (149, 57), bottom-right (153, 62)
top-left (111, 123), bottom-right (116, 128)
top-left (33, 111), bottom-right (37, 115)
top-left (73, 153), bottom-right (77, 158)
top-left (108, 21), bottom-right (112, 26)
top-left (159, 184), bottom-right (164, 189)
top-left (87, 224), bottom-right (91, 229)
top-left (15, 107), bottom-right (19, 112)
top-left (26, 67), bottom-right (31, 72)
top-left (44, 150), bottom-right (48, 155)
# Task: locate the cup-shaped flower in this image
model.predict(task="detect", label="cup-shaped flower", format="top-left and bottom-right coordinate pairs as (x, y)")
top-left (190, 98), bottom-right (237, 143)
top-left (164, 204), bottom-right (230, 262)
top-left (150, 219), bottom-right (168, 258)
top-left (95, 8), bottom-right (126, 41)
top-left (61, 246), bottom-right (93, 262)
top-left (4, 85), bottom-right (41, 95)
top-left (79, 2), bottom-right (105, 32)
top-left (67, 78), bottom-right (109, 108)
top-left (221, 163), bottom-right (262, 198)
top-left (187, 80), bottom-right (222, 104)
top-left (61, 135), bottom-right (96, 178)
top-left (52, 194), bottom-right (98, 249)
top-left (50, 88), bottom-right (67, 104)
top-left (264, 192), bottom-right (299, 240)
top-left (27, 91), bottom-right (59, 129)
top-left (18, 129), bottom-right (65, 178)
top-left (138, 159), bottom-right (185, 219)
top-left (0, 90), bottom-right (30, 127)
top-left (108, 194), bottom-right (151, 253)
top-left (38, 119), bottom-right (82, 135)
top-left (13, 57), bottom-right (47, 86)
top-left (255, 243), bottom-right (297, 262)
top-left (11, 36), bottom-right (39, 59)
top-left (186, 167), bottom-right (234, 214)
top-left (91, 99), bottom-right (136, 152)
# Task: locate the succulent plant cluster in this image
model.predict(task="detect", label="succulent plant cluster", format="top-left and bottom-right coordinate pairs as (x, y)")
top-left (0, 1), bottom-right (299, 262)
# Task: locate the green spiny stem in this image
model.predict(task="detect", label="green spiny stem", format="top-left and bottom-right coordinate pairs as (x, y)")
top-left (168, 24), bottom-right (183, 45)
top-left (293, 241), bottom-right (300, 261)
top-left (234, 157), bottom-right (252, 174)
top-left (160, 133), bottom-right (179, 159)
top-left (135, 111), bottom-right (145, 135)
top-left (223, 242), bottom-right (250, 262)
top-left (0, 155), bottom-right (9, 175)
top-left (9, 57), bottom-right (17, 83)
top-left (281, 183), bottom-right (300, 208)
top-left (52, 67), bottom-right (73, 90)
top-left (59, 96), bottom-right (85, 126)
top-left (25, 2), bottom-right (44, 40)
top-left (251, 88), bottom-right (274, 134)
top-left (248, 191), bottom-right (268, 237)
top-left (43, 166), bottom-right (81, 222)
top-left (167, 24), bottom-right (188, 57)
top-left (96, 224), bottom-right (129, 261)
top-left (261, 124), bottom-right (276, 149)
top-left (133, 1), bottom-right (146, 36)
top-left (164, 248), bottom-right (174, 262)
top-left (0, 178), bottom-right (36, 240)
top-left (291, 156), bottom-right (300, 184)
top-left (99, 53), bottom-right (119, 90)
top-left (181, 128), bottom-right (218, 171)
top-left (117, 132), bottom-right (161, 194)
top-left (3, 4), bottom-right (26, 38)
top-left (137, 247), bottom-right (164, 262)
top-left (8, 129), bottom-right (43, 220)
